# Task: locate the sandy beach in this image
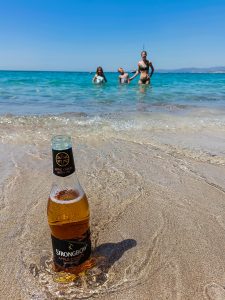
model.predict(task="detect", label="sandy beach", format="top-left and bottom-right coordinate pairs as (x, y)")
top-left (1, 0), bottom-right (225, 295)
top-left (0, 110), bottom-right (225, 300)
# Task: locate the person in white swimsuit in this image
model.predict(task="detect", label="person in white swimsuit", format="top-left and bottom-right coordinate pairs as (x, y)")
top-left (92, 66), bottom-right (107, 84)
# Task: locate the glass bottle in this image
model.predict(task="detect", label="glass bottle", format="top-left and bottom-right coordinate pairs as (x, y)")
top-left (47, 135), bottom-right (92, 274)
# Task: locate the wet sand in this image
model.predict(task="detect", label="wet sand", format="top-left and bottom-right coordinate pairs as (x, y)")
top-left (1, 113), bottom-right (225, 300)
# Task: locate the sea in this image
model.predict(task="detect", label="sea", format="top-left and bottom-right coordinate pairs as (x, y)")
top-left (1, 70), bottom-right (225, 159)
top-left (1, 70), bottom-right (225, 151)
top-left (0, 71), bottom-right (225, 116)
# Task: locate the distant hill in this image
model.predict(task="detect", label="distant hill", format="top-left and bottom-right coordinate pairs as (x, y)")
top-left (156, 66), bottom-right (225, 73)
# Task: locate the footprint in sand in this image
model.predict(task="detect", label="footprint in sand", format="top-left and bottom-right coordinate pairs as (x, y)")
top-left (205, 283), bottom-right (225, 300)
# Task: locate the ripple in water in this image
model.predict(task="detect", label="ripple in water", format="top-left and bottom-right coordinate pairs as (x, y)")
top-left (21, 239), bottom-right (137, 299)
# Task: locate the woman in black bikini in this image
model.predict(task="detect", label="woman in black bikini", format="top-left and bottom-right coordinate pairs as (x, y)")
top-left (129, 51), bottom-right (154, 84)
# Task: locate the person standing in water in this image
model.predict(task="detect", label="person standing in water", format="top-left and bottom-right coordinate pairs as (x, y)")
top-left (129, 51), bottom-right (154, 84)
top-left (118, 68), bottom-right (130, 84)
top-left (92, 66), bottom-right (107, 84)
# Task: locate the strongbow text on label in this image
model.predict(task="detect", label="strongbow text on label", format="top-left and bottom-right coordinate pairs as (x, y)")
top-left (56, 245), bottom-right (87, 257)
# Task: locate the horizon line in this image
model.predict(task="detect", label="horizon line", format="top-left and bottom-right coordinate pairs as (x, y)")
top-left (0, 66), bottom-right (225, 73)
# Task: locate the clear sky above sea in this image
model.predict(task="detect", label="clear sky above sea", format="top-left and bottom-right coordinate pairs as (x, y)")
top-left (0, 0), bottom-right (225, 71)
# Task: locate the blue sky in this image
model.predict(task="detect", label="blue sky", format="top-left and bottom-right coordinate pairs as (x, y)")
top-left (0, 0), bottom-right (225, 71)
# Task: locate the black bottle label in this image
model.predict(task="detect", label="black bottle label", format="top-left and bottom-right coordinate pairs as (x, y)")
top-left (52, 148), bottom-right (75, 177)
top-left (51, 230), bottom-right (91, 268)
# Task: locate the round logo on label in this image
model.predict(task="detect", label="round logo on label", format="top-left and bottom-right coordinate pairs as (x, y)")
top-left (56, 152), bottom-right (70, 167)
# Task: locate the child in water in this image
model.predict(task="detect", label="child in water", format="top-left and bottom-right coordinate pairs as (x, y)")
top-left (92, 66), bottom-right (107, 84)
top-left (118, 68), bottom-right (130, 84)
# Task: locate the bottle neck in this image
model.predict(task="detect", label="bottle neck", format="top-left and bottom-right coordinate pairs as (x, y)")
top-left (50, 135), bottom-right (84, 196)
top-left (51, 171), bottom-right (84, 197)
top-left (52, 170), bottom-right (80, 186)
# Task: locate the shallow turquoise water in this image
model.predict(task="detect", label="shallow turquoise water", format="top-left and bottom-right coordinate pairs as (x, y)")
top-left (0, 71), bottom-right (225, 116)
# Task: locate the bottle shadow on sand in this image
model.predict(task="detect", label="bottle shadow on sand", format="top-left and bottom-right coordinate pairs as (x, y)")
top-left (83, 238), bottom-right (137, 287)
top-left (93, 239), bottom-right (137, 272)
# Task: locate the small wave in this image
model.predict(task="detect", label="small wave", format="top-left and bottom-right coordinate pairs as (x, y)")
top-left (151, 102), bottom-right (192, 109)
top-left (58, 112), bottom-right (88, 118)
top-left (1, 110), bottom-right (225, 166)
top-left (1, 109), bottom-right (225, 130)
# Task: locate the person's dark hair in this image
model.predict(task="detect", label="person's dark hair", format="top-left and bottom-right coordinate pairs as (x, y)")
top-left (96, 66), bottom-right (103, 74)
top-left (141, 50), bottom-right (147, 56)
